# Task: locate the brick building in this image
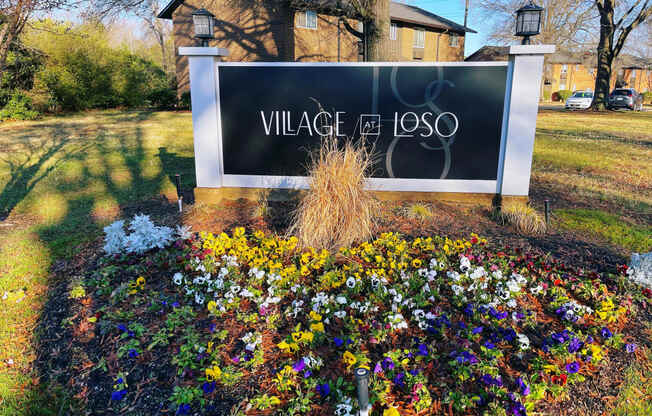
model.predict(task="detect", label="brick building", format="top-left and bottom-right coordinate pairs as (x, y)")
top-left (157, 0), bottom-right (475, 94)
top-left (466, 46), bottom-right (651, 99)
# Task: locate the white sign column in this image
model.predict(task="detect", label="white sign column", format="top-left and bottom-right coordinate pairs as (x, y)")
top-left (497, 45), bottom-right (555, 197)
top-left (179, 47), bottom-right (229, 189)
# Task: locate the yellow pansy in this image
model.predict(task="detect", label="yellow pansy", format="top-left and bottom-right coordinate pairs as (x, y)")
top-left (343, 351), bottom-right (357, 370)
top-left (383, 407), bottom-right (401, 416)
top-left (205, 364), bottom-right (222, 382)
top-left (277, 340), bottom-right (299, 353)
top-left (412, 259), bottom-right (422, 268)
top-left (136, 276), bottom-right (146, 288)
top-left (207, 301), bottom-right (217, 313)
top-left (269, 396), bottom-right (281, 405)
top-left (309, 311), bottom-right (322, 321)
top-left (310, 322), bottom-right (325, 333)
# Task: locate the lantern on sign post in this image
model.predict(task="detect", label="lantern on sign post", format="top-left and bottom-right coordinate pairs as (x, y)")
top-left (515, 1), bottom-right (544, 45)
top-left (192, 8), bottom-right (215, 46)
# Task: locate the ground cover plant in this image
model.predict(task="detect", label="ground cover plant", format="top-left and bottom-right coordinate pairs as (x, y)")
top-left (57, 216), bottom-right (643, 415)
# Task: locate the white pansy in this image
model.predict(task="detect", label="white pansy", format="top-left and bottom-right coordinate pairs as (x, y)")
top-left (371, 277), bottom-right (380, 289)
top-left (173, 272), bottom-right (183, 285)
top-left (422, 284), bottom-right (431, 293)
top-left (387, 313), bottom-right (408, 330)
top-left (529, 284), bottom-right (543, 295)
top-left (492, 270), bottom-right (503, 280)
top-left (470, 267), bottom-right (486, 280)
top-left (184, 286), bottom-right (194, 296)
top-left (427, 270), bottom-right (437, 281)
top-left (334, 310), bottom-right (347, 318)
top-left (517, 333), bottom-right (530, 350)
top-left (346, 277), bottom-right (356, 288)
top-left (451, 285), bottom-right (464, 296)
top-left (506, 279), bottom-right (521, 293)
top-left (336, 296), bottom-right (347, 305)
top-left (460, 256), bottom-right (471, 272)
top-left (447, 271), bottom-right (461, 282)
top-left (194, 292), bottom-right (205, 305)
top-left (506, 299), bottom-right (517, 308)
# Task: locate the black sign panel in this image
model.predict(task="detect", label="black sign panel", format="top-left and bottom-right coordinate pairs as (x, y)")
top-left (218, 64), bottom-right (508, 180)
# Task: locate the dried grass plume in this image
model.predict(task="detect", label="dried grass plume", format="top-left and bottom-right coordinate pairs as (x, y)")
top-left (288, 136), bottom-right (378, 251)
top-left (498, 201), bottom-right (547, 236)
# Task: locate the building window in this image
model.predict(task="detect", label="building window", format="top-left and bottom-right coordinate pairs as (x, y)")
top-left (413, 28), bottom-right (425, 48)
top-left (449, 33), bottom-right (459, 47)
top-left (560, 83), bottom-right (566, 90)
top-left (561, 64), bottom-right (567, 74)
top-left (390, 23), bottom-right (397, 40)
top-left (631, 70), bottom-right (636, 79)
top-left (296, 10), bottom-right (317, 29)
top-left (575, 64), bottom-right (580, 71)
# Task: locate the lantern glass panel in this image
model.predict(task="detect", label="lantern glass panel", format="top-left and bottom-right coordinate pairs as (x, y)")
top-left (517, 9), bottom-right (541, 36)
top-left (193, 14), bottom-right (212, 37)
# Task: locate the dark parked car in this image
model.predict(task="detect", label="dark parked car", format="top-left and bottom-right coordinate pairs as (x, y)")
top-left (608, 88), bottom-right (644, 111)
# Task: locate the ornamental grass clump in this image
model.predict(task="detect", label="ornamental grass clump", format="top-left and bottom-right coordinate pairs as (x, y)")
top-left (498, 201), bottom-right (547, 236)
top-left (289, 136), bottom-right (378, 251)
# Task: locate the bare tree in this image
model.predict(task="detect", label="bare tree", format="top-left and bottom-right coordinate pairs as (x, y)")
top-left (592, 0), bottom-right (651, 109)
top-left (475, 0), bottom-right (596, 49)
top-left (137, 0), bottom-right (173, 74)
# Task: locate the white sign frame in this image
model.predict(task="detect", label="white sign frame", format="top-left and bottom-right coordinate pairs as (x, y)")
top-left (180, 45), bottom-right (554, 197)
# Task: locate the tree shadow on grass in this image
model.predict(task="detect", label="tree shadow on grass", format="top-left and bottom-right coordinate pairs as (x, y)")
top-left (0, 111), bottom-right (199, 415)
top-left (0, 127), bottom-right (92, 221)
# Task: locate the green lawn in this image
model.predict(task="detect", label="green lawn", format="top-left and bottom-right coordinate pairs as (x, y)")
top-left (0, 110), bottom-right (194, 414)
top-left (0, 108), bottom-right (650, 414)
top-left (533, 109), bottom-right (652, 252)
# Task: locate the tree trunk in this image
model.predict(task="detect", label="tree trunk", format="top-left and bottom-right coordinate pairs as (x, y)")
top-left (592, 4), bottom-right (614, 111)
top-left (0, 24), bottom-right (14, 73)
top-left (366, 0), bottom-right (391, 61)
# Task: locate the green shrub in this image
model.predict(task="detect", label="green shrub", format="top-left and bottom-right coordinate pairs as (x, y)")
top-left (556, 90), bottom-right (573, 102)
top-left (643, 91), bottom-right (652, 104)
top-left (0, 91), bottom-right (40, 121)
top-left (542, 89), bottom-right (552, 102)
top-left (180, 91), bottom-right (191, 110)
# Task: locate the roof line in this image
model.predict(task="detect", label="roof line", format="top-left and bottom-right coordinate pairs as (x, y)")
top-left (158, 0), bottom-right (476, 33)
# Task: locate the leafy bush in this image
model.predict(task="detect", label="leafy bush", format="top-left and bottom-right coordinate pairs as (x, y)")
top-left (0, 91), bottom-right (40, 121)
top-left (179, 91), bottom-right (191, 110)
top-left (555, 90), bottom-right (573, 102)
top-left (288, 137), bottom-right (378, 251)
top-left (643, 91), bottom-right (652, 104)
top-left (23, 20), bottom-right (175, 112)
top-left (542, 89), bottom-right (552, 102)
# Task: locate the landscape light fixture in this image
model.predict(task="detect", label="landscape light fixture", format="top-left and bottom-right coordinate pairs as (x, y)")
top-left (355, 367), bottom-right (370, 416)
top-left (515, 1), bottom-right (543, 45)
top-left (192, 8), bottom-right (215, 46)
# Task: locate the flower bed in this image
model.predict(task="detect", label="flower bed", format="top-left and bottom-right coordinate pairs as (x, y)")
top-left (84, 221), bottom-right (641, 415)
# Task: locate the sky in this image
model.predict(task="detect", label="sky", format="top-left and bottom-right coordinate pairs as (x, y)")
top-left (410, 0), bottom-right (496, 57)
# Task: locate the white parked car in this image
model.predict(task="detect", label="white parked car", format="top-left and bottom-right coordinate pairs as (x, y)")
top-left (565, 91), bottom-right (593, 110)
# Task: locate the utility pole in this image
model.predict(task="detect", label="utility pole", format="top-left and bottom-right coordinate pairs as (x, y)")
top-left (464, 0), bottom-right (470, 27)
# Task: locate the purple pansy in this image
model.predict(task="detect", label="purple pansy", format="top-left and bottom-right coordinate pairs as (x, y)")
top-left (111, 389), bottom-right (127, 401)
top-left (566, 362), bottom-right (580, 374)
top-left (292, 358), bottom-right (306, 372)
top-left (202, 382), bottom-right (216, 394)
top-left (316, 383), bottom-right (330, 398)
top-left (625, 343), bottom-right (637, 353)
top-left (601, 327), bottom-right (612, 339)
